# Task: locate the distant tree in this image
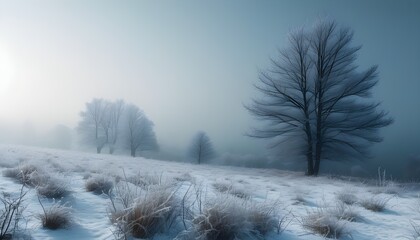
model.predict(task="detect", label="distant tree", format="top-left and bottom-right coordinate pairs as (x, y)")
top-left (122, 104), bottom-right (158, 157)
top-left (247, 19), bottom-right (392, 176)
top-left (188, 131), bottom-right (215, 164)
top-left (104, 99), bottom-right (125, 154)
top-left (77, 98), bottom-right (108, 153)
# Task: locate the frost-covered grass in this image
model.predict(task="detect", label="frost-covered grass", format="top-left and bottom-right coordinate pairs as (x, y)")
top-left (191, 195), bottom-right (279, 240)
top-left (36, 175), bottom-right (70, 199)
top-left (0, 145), bottom-right (419, 240)
top-left (3, 164), bottom-right (43, 186)
top-left (109, 179), bottom-right (179, 239)
top-left (360, 195), bottom-right (391, 212)
top-left (4, 164), bottom-right (70, 199)
top-left (38, 201), bottom-right (72, 230)
top-left (329, 202), bottom-right (360, 222)
top-left (336, 189), bottom-right (358, 205)
top-left (212, 182), bottom-right (251, 199)
top-left (302, 207), bottom-right (349, 239)
top-left (85, 175), bottom-right (114, 194)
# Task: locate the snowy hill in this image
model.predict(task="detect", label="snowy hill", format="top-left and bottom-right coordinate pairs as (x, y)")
top-left (0, 144), bottom-right (419, 240)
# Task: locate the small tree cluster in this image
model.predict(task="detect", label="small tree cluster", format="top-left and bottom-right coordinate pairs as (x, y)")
top-left (77, 99), bottom-right (158, 157)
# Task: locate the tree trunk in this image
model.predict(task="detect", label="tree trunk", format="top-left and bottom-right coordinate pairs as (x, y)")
top-left (198, 143), bottom-right (202, 164)
top-left (314, 110), bottom-right (322, 176)
top-left (306, 146), bottom-right (314, 175)
top-left (304, 108), bottom-right (314, 175)
top-left (314, 144), bottom-right (321, 175)
top-left (314, 86), bottom-right (323, 176)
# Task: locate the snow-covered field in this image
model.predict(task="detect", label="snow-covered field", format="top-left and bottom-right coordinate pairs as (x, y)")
top-left (0, 144), bottom-right (419, 240)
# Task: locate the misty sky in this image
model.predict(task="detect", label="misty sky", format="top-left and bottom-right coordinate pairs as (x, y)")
top-left (0, 0), bottom-right (419, 165)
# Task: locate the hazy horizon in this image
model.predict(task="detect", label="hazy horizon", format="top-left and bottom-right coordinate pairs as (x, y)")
top-left (0, 0), bottom-right (419, 176)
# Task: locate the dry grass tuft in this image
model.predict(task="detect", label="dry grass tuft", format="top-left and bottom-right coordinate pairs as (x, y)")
top-left (126, 173), bottom-right (162, 189)
top-left (3, 164), bottom-right (45, 187)
top-left (128, 190), bottom-right (177, 238)
top-left (110, 185), bottom-right (179, 239)
top-left (302, 208), bottom-right (348, 239)
top-left (247, 202), bottom-right (279, 235)
top-left (336, 190), bottom-right (358, 205)
top-left (38, 201), bottom-right (72, 230)
top-left (85, 176), bottom-right (114, 194)
top-left (37, 178), bottom-right (70, 199)
top-left (329, 202), bottom-right (360, 222)
top-left (360, 195), bottom-right (391, 212)
top-left (193, 200), bottom-right (251, 240)
top-left (192, 195), bottom-right (279, 240)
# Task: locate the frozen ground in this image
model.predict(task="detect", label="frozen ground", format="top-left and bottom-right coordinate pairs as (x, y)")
top-left (0, 144), bottom-right (419, 240)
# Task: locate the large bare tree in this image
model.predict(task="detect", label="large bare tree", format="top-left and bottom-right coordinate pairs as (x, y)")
top-left (246, 29), bottom-right (315, 174)
top-left (248, 20), bottom-right (392, 176)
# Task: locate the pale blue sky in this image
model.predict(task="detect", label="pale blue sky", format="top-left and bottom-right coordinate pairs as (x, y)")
top-left (0, 0), bottom-right (419, 166)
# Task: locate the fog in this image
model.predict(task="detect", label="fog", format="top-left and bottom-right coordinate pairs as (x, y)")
top-left (0, 0), bottom-right (419, 178)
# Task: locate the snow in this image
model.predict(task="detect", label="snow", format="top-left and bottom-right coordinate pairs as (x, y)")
top-left (0, 144), bottom-right (419, 239)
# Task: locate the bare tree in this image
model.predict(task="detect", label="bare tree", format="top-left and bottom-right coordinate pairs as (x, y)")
top-left (246, 29), bottom-right (315, 175)
top-left (122, 104), bottom-right (158, 157)
top-left (99, 100), bottom-right (113, 151)
top-left (310, 20), bottom-right (392, 175)
top-left (108, 99), bottom-right (125, 154)
top-left (77, 98), bottom-right (108, 153)
top-left (188, 131), bottom-right (215, 164)
top-left (247, 19), bottom-right (392, 176)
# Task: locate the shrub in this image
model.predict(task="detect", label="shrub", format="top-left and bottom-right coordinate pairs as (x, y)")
top-left (85, 176), bottom-right (113, 194)
top-left (38, 201), bottom-right (72, 230)
top-left (360, 195), bottom-right (391, 212)
top-left (302, 208), bottom-right (348, 239)
top-left (0, 186), bottom-right (27, 239)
